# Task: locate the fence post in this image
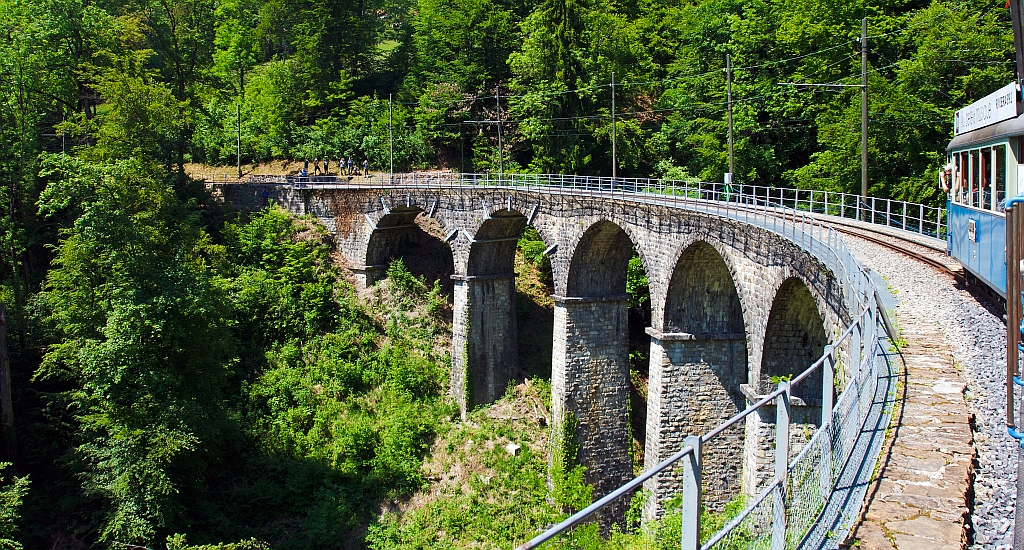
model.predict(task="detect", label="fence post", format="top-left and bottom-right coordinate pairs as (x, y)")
top-left (772, 381), bottom-right (791, 550)
top-left (820, 345), bottom-right (836, 499)
top-left (681, 435), bottom-right (702, 550)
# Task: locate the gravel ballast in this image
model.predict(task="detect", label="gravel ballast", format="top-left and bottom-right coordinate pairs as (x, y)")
top-left (844, 235), bottom-right (1016, 548)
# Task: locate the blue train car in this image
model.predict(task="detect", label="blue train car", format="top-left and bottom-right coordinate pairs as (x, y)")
top-left (945, 108), bottom-right (1024, 300)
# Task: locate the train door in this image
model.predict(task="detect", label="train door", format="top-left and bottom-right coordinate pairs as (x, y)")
top-left (965, 150), bottom-right (981, 272)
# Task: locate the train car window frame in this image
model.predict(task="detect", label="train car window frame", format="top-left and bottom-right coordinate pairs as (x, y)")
top-left (960, 151), bottom-right (969, 205)
top-left (978, 145), bottom-right (987, 209)
top-left (971, 149), bottom-right (980, 208)
top-left (996, 144), bottom-right (1007, 211)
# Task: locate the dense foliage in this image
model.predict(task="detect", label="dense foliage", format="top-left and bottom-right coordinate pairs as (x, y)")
top-left (21, 169), bottom-right (452, 547)
top-left (0, 0), bottom-right (1017, 546)
top-left (0, 0), bottom-right (1016, 203)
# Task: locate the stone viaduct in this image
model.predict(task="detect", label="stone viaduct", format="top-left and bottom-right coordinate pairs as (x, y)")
top-left (214, 181), bottom-right (851, 521)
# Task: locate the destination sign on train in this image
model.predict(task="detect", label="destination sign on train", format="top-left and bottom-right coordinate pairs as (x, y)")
top-left (954, 82), bottom-right (1020, 136)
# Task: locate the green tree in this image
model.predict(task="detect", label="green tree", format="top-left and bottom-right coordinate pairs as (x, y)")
top-left (0, 463), bottom-right (28, 549)
top-left (35, 154), bottom-right (234, 544)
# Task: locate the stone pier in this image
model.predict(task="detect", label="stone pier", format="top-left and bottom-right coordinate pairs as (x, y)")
top-left (451, 275), bottom-right (518, 412)
top-left (551, 297), bottom-right (632, 523)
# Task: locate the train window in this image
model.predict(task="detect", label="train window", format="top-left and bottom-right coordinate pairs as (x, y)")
top-left (971, 149), bottom-right (980, 208)
top-left (978, 146), bottom-right (987, 208)
top-left (954, 150), bottom-right (962, 203)
top-left (996, 144), bottom-right (1007, 211)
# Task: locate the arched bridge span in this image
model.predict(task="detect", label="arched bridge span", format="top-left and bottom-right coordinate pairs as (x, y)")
top-left (214, 180), bottom-right (855, 519)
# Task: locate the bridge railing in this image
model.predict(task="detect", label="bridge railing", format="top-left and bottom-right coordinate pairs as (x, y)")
top-left (248, 171), bottom-right (945, 241)
top-left (460, 173), bottom-right (945, 241)
top-left (516, 305), bottom-right (885, 550)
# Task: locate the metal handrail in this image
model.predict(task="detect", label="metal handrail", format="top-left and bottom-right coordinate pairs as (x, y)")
top-left (237, 171), bottom-right (945, 240)
top-left (516, 306), bottom-right (871, 549)
top-left (516, 444), bottom-right (697, 549)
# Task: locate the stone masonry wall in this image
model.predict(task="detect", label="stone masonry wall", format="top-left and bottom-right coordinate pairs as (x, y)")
top-left (643, 336), bottom-right (747, 518)
top-left (551, 299), bottom-right (632, 524)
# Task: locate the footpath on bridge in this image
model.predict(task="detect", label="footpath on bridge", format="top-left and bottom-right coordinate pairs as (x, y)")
top-left (845, 307), bottom-right (974, 550)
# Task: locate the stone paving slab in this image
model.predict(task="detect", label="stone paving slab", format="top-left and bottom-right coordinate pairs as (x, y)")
top-left (844, 312), bottom-right (975, 550)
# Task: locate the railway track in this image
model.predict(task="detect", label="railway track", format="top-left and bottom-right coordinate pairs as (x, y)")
top-left (830, 223), bottom-right (958, 274)
top-left (760, 205), bottom-right (960, 275)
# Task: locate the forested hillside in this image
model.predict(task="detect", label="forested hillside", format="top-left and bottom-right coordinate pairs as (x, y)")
top-left (0, 0), bottom-right (1015, 547)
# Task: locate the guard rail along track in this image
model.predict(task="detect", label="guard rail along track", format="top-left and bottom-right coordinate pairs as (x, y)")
top-left (225, 172), bottom-right (908, 549)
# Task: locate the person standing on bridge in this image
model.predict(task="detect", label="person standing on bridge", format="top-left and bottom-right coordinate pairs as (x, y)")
top-left (363, 158), bottom-right (369, 178)
top-left (347, 157), bottom-right (353, 175)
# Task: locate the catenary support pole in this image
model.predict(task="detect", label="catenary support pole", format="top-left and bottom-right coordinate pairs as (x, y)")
top-left (726, 53), bottom-right (734, 184)
top-left (611, 71), bottom-right (617, 179)
top-left (389, 94), bottom-right (394, 183)
top-left (236, 102), bottom-right (242, 179)
top-left (861, 17), bottom-right (869, 204)
top-left (1011, 0), bottom-right (1024, 84)
top-left (496, 86), bottom-right (503, 179)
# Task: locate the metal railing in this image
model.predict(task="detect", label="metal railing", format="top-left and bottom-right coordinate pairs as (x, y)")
top-left (224, 171), bottom-right (895, 548)
top-left (239, 171), bottom-right (946, 241)
top-left (516, 306), bottom-right (886, 550)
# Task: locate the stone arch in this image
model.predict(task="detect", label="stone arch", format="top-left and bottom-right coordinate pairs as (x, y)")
top-left (644, 240), bottom-right (749, 515)
top-left (552, 218), bottom-right (642, 526)
top-left (467, 209), bottom-right (528, 276)
top-left (451, 209), bottom-right (529, 413)
top-left (741, 276), bottom-right (829, 494)
top-left (362, 208), bottom-right (455, 289)
top-left (663, 241), bottom-right (745, 336)
top-left (566, 219), bottom-right (637, 298)
top-left (761, 276), bottom-right (828, 404)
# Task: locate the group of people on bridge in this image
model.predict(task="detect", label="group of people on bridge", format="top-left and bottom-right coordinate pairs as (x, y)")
top-left (297, 157), bottom-right (369, 179)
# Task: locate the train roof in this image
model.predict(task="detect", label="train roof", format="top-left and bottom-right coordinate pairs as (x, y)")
top-left (947, 112), bottom-right (1024, 151)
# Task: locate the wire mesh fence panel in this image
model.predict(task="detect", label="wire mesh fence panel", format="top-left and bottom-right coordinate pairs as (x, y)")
top-left (786, 424), bottom-right (832, 548)
top-left (702, 483), bottom-right (776, 550)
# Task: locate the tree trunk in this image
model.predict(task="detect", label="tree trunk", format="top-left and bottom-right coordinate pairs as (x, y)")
top-left (0, 304), bottom-right (17, 465)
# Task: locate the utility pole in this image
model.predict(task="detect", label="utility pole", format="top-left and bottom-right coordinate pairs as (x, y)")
top-left (496, 86), bottom-right (504, 179)
top-left (389, 94), bottom-right (394, 184)
top-left (611, 71), bottom-right (617, 179)
top-left (236, 103), bottom-right (242, 179)
top-left (237, 68), bottom-right (245, 180)
top-left (861, 17), bottom-right (869, 202)
top-left (726, 54), bottom-right (734, 185)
